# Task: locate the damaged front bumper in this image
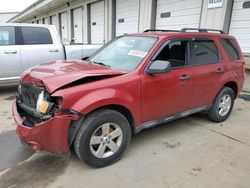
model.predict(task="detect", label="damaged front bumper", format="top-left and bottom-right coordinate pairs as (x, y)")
top-left (13, 99), bottom-right (83, 154)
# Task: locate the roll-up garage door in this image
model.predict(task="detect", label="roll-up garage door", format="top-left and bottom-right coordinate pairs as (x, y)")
top-left (155, 0), bottom-right (202, 30)
top-left (50, 15), bottom-right (59, 33)
top-left (229, 0), bottom-right (250, 54)
top-left (90, 0), bottom-right (105, 44)
top-left (72, 7), bottom-right (83, 44)
top-left (43, 17), bottom-right (49, 24)
top-left (60, 12), bottom-right (68, 43)
top-left (115, 0), bottom-right (140, 36)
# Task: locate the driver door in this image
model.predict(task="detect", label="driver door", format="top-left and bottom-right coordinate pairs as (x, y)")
top-left (141, 38), bottom-right (194, 122)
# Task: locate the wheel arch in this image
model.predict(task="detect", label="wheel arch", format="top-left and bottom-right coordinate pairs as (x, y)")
top-left (223, 81), bottom-right (238, 99)
top-left (85, 104), bottom-right (136, 134)
top-left (68, 103), bottom-right (136, 149)
top-left (209, 79), bottom-right (239, 108)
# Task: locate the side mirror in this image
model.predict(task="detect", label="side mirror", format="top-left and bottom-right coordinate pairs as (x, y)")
top-left (145, 60), bottom-right (171, 74)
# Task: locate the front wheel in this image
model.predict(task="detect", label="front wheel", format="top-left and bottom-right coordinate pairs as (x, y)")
top-left (74, 109), bottom-right (131, 167)
top-left (208, 87), bottom-right (235, 123)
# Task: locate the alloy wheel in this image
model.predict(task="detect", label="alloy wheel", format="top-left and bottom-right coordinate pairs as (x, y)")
top-left (218, 94), bottom-right (232, 117)
top-left (89, 123), bottom-right (123, 158)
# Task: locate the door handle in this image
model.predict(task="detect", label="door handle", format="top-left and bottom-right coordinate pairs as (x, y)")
top-left (4, 50), bottom-right (17, 54)
top-left (216, 68), bottom-right (224, 73)
top-left (49, 49), bottom-right (59, 52)
top-left (179, 74), bottom-right (191, 81)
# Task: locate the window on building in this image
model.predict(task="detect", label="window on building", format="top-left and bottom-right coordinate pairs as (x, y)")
top-left (192, 39), bottom-right (219, 65)
top-left (154, 40), bottom-right (188, 68)
top-left (220, 38), bottom-right (240, 60)
top-left (0, 26), bottom-right (15, 45)
top-left (21, 27), bottom-right (53, 45)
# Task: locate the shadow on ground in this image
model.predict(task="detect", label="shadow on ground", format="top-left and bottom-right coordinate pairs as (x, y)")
top-left (0, 154), bottom-right (68, 188)
top-left (0, 131), bottom-right (35, 172)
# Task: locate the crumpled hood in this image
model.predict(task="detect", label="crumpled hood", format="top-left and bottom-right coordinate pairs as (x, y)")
top-left (22, 60), bottom-right (127, 93)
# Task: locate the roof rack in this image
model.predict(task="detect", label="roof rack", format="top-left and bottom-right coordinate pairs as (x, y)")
top-left (143, 29), bottom-right (180, 33)
top-left (181, 28), bottom-right (225, 34)
top-left (143, 28), bottom-right (225, 34)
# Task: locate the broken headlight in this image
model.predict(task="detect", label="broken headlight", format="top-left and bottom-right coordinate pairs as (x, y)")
top-left (36, 91), bottom-right (51, 114)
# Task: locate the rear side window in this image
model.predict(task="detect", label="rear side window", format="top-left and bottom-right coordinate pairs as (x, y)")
top-left (219, 39), bottom-right (240, 60)
top-left (21, 27), bottom-right (53, 45)
top-left (192, 40), bottom-right (219, 65)
top-left (0, 26), bottom-right (15, 45)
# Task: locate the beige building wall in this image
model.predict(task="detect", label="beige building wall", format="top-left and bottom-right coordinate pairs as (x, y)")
top-left (22, 0), bottom-right (112, 44)
top-left (11, 0), bottom-right (232, 43)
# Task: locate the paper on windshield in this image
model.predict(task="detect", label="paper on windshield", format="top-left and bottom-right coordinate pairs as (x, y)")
top-left (128, 50), bottom-right (148, 58)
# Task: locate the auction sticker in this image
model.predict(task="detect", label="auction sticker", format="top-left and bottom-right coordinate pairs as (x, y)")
top-left (128, 50), bottom-right (148, 58)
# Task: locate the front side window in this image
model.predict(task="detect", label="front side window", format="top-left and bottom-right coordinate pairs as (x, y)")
top-left (89, 36), bottom-right (158, 71)
top-left (220, 38), bottom-right (240, 60)
top-left (192, 39), bottom-right (219, 65)
top-left (0, 26), bottom-right (15, 45)
top-left (21, 27), bottom-right (53, 45)
top-left (154, 39), bottom-right (188, 68)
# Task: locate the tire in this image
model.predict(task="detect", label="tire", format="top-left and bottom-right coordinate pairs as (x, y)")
top-left (208, 86), bottom-right (235, 123)
top-left (74, 109), bottom-right (131, 168)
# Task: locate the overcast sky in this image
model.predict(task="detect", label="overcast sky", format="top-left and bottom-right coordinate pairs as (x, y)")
top-left (0, 0), bottom-right (37, 13)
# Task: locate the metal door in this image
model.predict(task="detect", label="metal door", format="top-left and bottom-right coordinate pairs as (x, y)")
top-left (90, 1), bottom-right (105, 44)
top-left (73, 7), bottom-right (83, 43)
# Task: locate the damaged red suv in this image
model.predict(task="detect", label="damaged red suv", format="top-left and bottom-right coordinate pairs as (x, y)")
top-left (13, 28), bottom-right (245, 167)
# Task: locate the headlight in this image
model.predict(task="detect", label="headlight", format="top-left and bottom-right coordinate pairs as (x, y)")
top-left (36, 91), bottom-right (50, 114)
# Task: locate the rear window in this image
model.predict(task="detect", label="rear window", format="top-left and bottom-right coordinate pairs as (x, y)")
top-left (21, 27), bottom-right (53, 45)
top-left (192, 40), bottom-right (219, 65)
top-left (219, 39), bottom-right (240, 60)
top-left (0, 26), bottom-right (15, 45)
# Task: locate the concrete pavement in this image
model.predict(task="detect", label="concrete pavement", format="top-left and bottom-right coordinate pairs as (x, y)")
top-left (0, 87), bottom-right (250, 188)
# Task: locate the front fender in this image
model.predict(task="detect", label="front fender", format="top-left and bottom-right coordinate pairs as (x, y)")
top-left (69, 88), bottom-right (141, 125)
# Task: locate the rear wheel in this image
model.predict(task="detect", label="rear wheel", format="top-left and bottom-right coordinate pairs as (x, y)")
top-left (208, 87), bottom-right (235, 123)
top-left (74, 109), bottom-right (131, 167)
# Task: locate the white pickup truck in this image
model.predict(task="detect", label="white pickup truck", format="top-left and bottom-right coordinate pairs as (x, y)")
top-left (0, 23), bottom-right (102, 86)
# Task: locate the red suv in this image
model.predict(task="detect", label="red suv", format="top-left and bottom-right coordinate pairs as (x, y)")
top-left (13, 28), bottom-right (245, 167)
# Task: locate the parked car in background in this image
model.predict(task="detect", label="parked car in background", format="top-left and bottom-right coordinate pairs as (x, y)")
top-left (13, 28), bottom-right (245, 167)
top-left (0, 23), bottom-right (101, 86)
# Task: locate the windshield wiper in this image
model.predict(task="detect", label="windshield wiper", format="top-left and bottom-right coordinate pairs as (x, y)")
top-left (92, 61), bottom-right (110, 67)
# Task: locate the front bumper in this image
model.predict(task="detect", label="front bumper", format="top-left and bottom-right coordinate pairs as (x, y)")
top-left (13, 100), bottom-right (72, 154)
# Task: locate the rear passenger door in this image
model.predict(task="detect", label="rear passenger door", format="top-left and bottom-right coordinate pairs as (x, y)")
top-left (190, 38), bottom-right (224, 107)
top-left (19, 26), bottom-right (64, 71)
top-left (0, 26), bottom-right (22, 81)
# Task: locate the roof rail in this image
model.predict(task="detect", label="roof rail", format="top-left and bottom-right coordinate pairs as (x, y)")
top-left (143, 28), bottom-right (225, 34)
top-left (181, 28), bottom-right (225, 34)
top-left (143, 29), bottom-right (180, 33)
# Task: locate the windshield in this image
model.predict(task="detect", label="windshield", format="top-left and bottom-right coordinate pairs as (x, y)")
top-left (89, 36), bottom-right (158, 71)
